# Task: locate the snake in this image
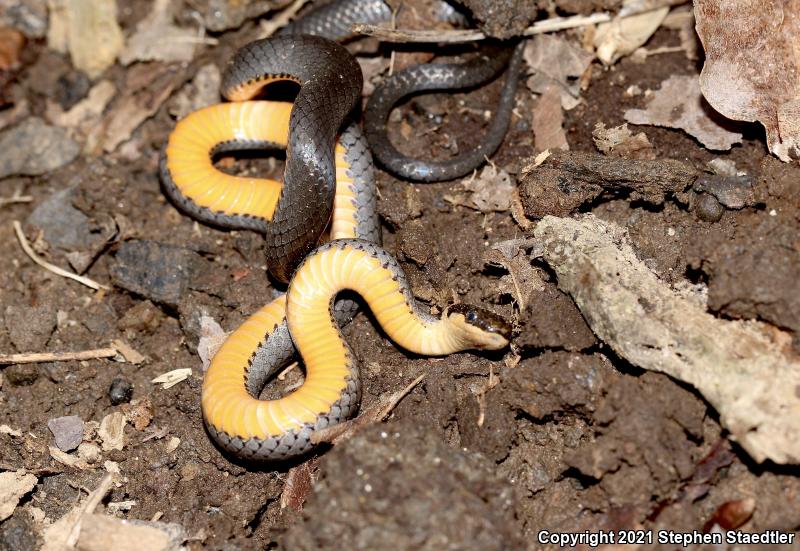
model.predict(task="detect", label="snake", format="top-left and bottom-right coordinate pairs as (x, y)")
top-left (160, 0), bottom-right (516, 460)
top-left (161, 34), bottom-right (363, 283)
top-left (288, 0), bottom-right (526, 182)
top-left (202, 238), bottom-right (511, 460)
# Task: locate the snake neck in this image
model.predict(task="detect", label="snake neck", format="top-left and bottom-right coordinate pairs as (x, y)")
top-left (286, 240), bottom-right (469, 359)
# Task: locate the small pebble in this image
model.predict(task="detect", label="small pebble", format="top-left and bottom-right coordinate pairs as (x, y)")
top-left (695, 193), bottom-right (724, 222)
top-left (108, 377), bottom-right (133, 405)
top-left (55, 71), bottom-right (90, 109)
top-left (47, 415), bottom-right (84, 452)
top-left (110, 240), bottom-right (195, 307)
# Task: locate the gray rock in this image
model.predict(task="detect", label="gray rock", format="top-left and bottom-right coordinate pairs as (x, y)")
top-left (110, 240), bottom-right (194, 307)
top-left (0, 118), bottom-right (79, 178)
top-left (47, 415), bottom-right (84, 452)
top-left (27, 188), bottom-right (93, 251)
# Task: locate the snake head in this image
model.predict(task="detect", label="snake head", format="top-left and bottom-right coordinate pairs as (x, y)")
top-left (445, 304), bottom-right (511, 351)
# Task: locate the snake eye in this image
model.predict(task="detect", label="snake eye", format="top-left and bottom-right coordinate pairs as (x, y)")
top-left (466, 310), bottom-right (478, 322)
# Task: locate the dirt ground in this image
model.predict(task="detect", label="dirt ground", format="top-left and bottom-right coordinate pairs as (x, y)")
top-left (1, 1), bottom-right (799, 550)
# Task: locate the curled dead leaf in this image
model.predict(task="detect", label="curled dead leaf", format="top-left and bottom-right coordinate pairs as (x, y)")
top-left (695, 0), bottom-right (800, 161)
top-left (624, 75), bottom-right (742, 150)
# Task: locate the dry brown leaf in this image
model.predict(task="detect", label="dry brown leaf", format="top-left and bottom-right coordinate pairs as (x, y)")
top-left (281, 459), bottom-right (319, 512)
top-left (357, 56), bottom-right (389, 97)
top-left (197, 314), bottom-right (227, 371)
top-left (524, 34), bottom-right (594, 110)
top-left (47, 0), bottom-right (124, 78)
top-left (532, 84), bottom-right (568, 152)
top-left (0, 26), bottom-right (25, 70)
top-left (98, 412), bottom-right (125, 451)
top-left (462, 164), bottom-right (514, 212)
top-left (662, 6), bottom-right (698, 60)
top-left (49, 80), bottom-right (116, 131)
top-left (624, 74), bottom-right (743, 150)
top-left (695, 0), bottom-right (800, 161)
top-left (593, 122), bottom-right (656, 159)
top-left (100, 64), bottom-right (183, 153)
top-left (122, 398), bottom-right (154, 431)
top-left (484, 238), bottom-right (544, 311)
top-left (120, 0), bottom-right (197, 65)
top-left (594, 4), bottom-right (669, 64)
top-left (169, 63), bottom-right (221, 120)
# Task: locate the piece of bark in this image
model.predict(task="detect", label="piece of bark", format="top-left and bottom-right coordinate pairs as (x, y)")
top-left (533, 214), bottom-right (800, 465)
top-left (518, 150), bottom-right (697, 219)
top-left (77, 515), bottom-right (185, 551)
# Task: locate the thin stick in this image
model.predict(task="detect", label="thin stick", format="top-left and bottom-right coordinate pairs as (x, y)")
top-left (0, 348), bottom-right (118, 365)
top-left (0, 194), bottom-right (32, 208)
top-left (13, 221), bottom-right (110, 291)
top-left (375, 373), bottom-right (425, 420)
top-left (619, 0), bottom-right (689, 17)
top-left (352, 12), bottom-right (612, 43)
top-left (166, 36), bottom-right (219, 45)
top-left (259, 0), bottom-right (312, 39)
top-left (311, 374), bottom-right (425, 445)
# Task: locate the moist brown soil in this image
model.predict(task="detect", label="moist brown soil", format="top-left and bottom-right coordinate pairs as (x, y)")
top-left (1, 3), bottom-right (799, 551)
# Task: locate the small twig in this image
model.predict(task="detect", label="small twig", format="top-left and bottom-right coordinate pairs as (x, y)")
top-left (619, 0), bottom-right (690, 17)
top-left (277, 361), bottom-right (299, 381)
top-left (0, 191), bottom-right (32, 208)
top-left (66, 474), bottom-right (114, 547)
top-left (13, 221), bottom-right (109, 291)
top-left (476, 365), bottom-right (500, 427)
top-left (507, 262), bottom-right (526, 311)
top-left (311, 373), bottom-right (425, 445)
top-left (375, 373), bottom-right (425, 420)
top-left (259, 0), bottom-right (312, 39)
top-left (165, 35), bottom-right (219, 45)
top-left (635, 45), bottom-right (687, 58)
top-left (387, 3), bottom-right (400, 76)
top-left (0, 347), bottom-right (118, 365)
top-left (353, 12), bottom-right (612, 43)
